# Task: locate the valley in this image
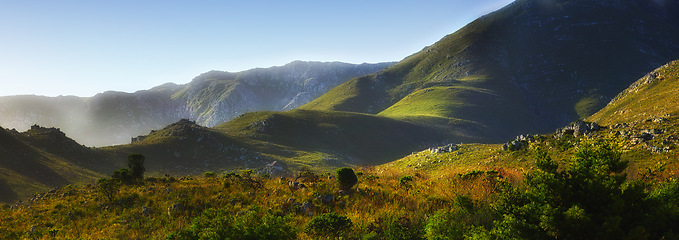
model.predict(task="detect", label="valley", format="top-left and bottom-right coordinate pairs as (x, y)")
top-left (2, 0), bottom-right (679, 239)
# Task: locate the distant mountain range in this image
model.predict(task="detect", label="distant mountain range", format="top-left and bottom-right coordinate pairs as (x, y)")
top-left (0, 61), bottom-right (394, 146)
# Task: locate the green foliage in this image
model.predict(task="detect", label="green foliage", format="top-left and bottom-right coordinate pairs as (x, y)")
top-left (336, 168), bottom-right (358, 191)
top-left (96, 178), bottom-right (120, 203)
top-left (127, 154), bottom-right (146, 180)
top-left (304, 213), bottom-right (352, 239)
top-left (368, 213), bottom-right (425, 240)
top-left (491, 140), bottom-right (674, 239)
top-left (112, 154), bottom-right (146, 185)
top-left (203, 172), bottom-right (216, 178)
top-left (169, 208), bottom-right (297, 240)
top-left (112, 168), bottom-right (133, 184)
top-left (399, 175), bottom-right (414, 187)
top-left (425, 195), bottom-right (496, 240)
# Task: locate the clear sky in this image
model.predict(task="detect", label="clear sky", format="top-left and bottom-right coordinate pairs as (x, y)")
top-left (0, 0), bottom-right (514, 97)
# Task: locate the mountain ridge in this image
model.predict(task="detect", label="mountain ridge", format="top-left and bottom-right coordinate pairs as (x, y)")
top-left (302, 0), bottom-right (679, 142)
top-left (0, 61), bottom-right (394, 146)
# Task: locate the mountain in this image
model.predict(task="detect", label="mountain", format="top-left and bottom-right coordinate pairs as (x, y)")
top-left (302, 0), bottom-right (679, 142)
top-left (0, 61), bottom-right (393, 147)
top-left (0, 126), bottom-right (112, 203)
top-left (588, 59), bottom-right (679, 125)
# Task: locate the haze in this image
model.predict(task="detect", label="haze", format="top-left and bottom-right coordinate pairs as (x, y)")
top-left (0, 0), bottom-right (513, 97)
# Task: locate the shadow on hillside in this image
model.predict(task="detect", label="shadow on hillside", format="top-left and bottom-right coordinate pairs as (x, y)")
top-left (0, 179), bottom-right (18, 203)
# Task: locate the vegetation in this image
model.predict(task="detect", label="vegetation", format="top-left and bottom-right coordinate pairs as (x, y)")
top-left (304, 213), bottom-right (352, 239)
top-left (336, 168), bottom-right (358, 191)
top-left (112, 154), bottom-right (146, 184)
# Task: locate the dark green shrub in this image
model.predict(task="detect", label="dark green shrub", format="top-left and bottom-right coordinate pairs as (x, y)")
top-left (111, 154), bottom-right (146, 184)
top-left (425, 195), bottom-right (496, 240)
top-left (336, 168), bottom-right (358, 191)
top-left (490, 140), bottom-right (666, 239)
top-left (127, 154), bottom-right (145, 180)
top-left (96, 178), bottom-right (120, 202)
top-left (112, 168), bottom-right (133, 184)
top-left (399, 176), bottom-right (413, 186)
top-left (168, 208), bottom-right (297, 240)
top-left (305, 213), bottom-right (352, 239)
top-left (203, 172), bottom-right (216, 178)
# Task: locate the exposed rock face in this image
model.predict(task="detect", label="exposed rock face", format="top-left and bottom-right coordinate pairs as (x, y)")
top-left (0, 61), bottom-right (393, 146)
top-left (501, 134), bottom-right (538, 151)
top-left (555, 121), bottom-right (601, 138)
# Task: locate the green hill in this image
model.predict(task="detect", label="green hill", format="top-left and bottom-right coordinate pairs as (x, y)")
top-left (588, 59), bottom-right (679, 125)
top-left (0, 126), bottom-right (110, 203)
top-left (104, 111), bottom-right (455, 175)
top-left (302, 0), bottom-right (679, 142)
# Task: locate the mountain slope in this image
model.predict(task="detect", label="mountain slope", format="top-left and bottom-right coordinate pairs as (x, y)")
top-left (588, 59), bottom-right (679, 125)
top-left (102, 110), bottom-right (455, 175)
top-left (0, 126), bottom-right (111, 203)
top-left (302, 0), bottom-right (679, 142)
top-left (0, 61), bottom-right (393, 146)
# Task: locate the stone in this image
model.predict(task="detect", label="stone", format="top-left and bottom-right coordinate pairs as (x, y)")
top-left (302, 201), bottom-right (314, 215)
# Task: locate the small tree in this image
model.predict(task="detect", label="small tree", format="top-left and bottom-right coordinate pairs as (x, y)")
top-left (336, 167), bottom-right (358, 191)
top-left (127, 154), bottom-right (145, 180)
top-left (304, 213), bottom-right (352, 239)
top-left (96, 178), bottom-right (120, 202)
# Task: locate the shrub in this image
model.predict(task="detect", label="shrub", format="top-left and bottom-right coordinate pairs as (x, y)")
top-left (127, 154), bottom-right (145, 180)
top-left (112, 168), bottom-right (133, 184)
top-left (96, 178), bottom-right (120, 203)
top-left (491, 140), bottom-right (658, 239)
top-left (168, 208), bottom-right (297, 240)
top-left (369, 213), bottom-right (425, 240)
top-left (304, 213), bottom-right (352, 239)
top-left (336, 168), bottom-right (358, 191)
top-left (203, 172), bottom-right (216, 178)
top-left (399, 176), bottom-right (414, 186)
top-left (111, 154), bottom-right (146, 184)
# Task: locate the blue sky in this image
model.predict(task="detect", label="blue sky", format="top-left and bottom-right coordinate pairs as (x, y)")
top-left (0, 0), bottom-right (514, 97)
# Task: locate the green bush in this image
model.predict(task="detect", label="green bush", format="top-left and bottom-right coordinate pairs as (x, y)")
top-left (490, 141), bottom-right (675, 239)
top-left (203, 172), bottom-right (216, 178)
top-left (304, 213), bottom-right (352, 239)
top-left (96, 178), bottom-right (120, 202)
top-left (399, 176), bottom-right (413, 185)
top-left (336, 168), bottom-right (358, 191)
top-left (369, 213), bottom-right (425, 240)
top-left (168, 208), bottom-right (297, 240)
top-left (425, 195), bottom-right (496, 240)
top-left (111, 154), bottom-right (146, 184)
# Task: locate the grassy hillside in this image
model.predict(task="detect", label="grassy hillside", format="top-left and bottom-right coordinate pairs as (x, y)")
top-left (588, 60), bottom-right (679, 125)
top-left (103, 110), bottom-right (457, 176)
top-left (3, 115), bottom-right (679, 238)
top-left (302, 0), bottom-right (679, 142)
top-left (0, 126), bottom-right (110, 203)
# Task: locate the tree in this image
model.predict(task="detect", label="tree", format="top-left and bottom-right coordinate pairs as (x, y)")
top-left (127, 154), bottom-right (145, 180)
top-left (96, 178), bottom-right (120, 202)
top-left (336, 167), bottom-right (358, 191)
top-left (491, 140), bottom-right (650, 239)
